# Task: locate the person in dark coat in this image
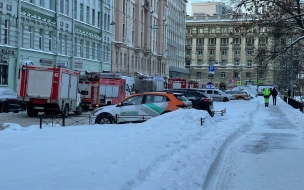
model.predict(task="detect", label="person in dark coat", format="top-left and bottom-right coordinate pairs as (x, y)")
top-left (271, 87), bottom-right (278, 105)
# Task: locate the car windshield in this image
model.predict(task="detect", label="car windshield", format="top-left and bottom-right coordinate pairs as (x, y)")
top-left (174, 94), bottom-right (188, 101)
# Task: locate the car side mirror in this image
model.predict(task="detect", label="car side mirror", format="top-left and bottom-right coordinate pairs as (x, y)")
top-left (116, 103), bottom-right (122, 107)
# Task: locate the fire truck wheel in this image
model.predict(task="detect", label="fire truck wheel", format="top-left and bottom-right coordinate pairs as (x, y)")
top-left (208, 110), bottom-right (215, 117)
top-left (95, 114), bottom-right (114, 124)
top-left (74, 105), bottom-right (83, 115)
top-left (63, 105), bottom-right (69, 118)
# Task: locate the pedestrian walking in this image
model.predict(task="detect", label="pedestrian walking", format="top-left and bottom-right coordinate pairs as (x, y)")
top-left (271, 86), bottom-right (278, 105)
top-left (263, 87), bottom-right (271, 107)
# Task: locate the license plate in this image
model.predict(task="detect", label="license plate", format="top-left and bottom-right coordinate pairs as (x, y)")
top-left (34, 106), bottom-right (44, 110)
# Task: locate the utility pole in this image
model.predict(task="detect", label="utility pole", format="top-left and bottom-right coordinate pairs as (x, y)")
top-left (290, 43), bottom-right (294, 98)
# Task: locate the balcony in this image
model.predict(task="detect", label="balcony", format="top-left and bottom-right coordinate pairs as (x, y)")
top-left (220, 43), bottom-right (228, 47)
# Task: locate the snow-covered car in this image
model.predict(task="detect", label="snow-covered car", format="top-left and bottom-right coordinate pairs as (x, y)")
top-left (91, 92), bottom-right (192, 124)
top-left (0, 88), bottom-right (21, 113)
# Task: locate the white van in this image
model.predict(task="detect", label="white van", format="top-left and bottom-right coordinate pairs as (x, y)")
top-left (199, 88), bottom-right (230, 102)
top-left (121, 76), bottom-right (135, 96)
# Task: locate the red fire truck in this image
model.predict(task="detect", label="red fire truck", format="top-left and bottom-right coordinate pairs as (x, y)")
top-left (19, 65), bottom-right (83, 117)
top-left (78, 72), bottom-right (126, 111)
top-left (167, 78), bottom-right (188, 89)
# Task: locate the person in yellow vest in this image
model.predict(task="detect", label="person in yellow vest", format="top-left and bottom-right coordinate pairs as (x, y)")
top-left (263, 87), bottom-right (271, 107)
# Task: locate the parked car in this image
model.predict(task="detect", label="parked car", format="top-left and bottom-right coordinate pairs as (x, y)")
top-left (198, 88), bottom-right (230, 102)
top-left (225, 90), bottom-right (250, 100)
top-left (91, 92), bottom-right (192, 124)
top-left (0, 88), bottom-right (21, 113)
top-left (160, 88), bottom-right (215, 117)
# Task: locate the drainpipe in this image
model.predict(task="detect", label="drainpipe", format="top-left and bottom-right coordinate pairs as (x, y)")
top-left (15, 0), bottom-right (21, 92)
top-left (71, 0), bottom-right (75, 70)
top-left (100, 0), bottom-right (104, 72)
top-left (55, 0), bottom-right (59, 67)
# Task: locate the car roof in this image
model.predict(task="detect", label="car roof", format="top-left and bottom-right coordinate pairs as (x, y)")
top-left (130, 91), bottom-right (183, 96)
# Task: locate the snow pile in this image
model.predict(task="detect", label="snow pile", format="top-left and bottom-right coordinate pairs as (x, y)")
top-left (1, 123), bottom-right (26, 131)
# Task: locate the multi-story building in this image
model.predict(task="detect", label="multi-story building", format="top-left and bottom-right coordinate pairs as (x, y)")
top-left (191, 1), bottom-right (234, 16)
top-left (186, 13), bottom-right (275, 89)
top-left (0, 0), bottom-right (113, 91)
top-left (112, 0), bottom-right (189, 78)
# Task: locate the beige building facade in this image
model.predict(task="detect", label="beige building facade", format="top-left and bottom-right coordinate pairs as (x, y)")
top-left (186, 13), bottom-right (275, 90)
top-left (112, 0), bottom-right (189, 78)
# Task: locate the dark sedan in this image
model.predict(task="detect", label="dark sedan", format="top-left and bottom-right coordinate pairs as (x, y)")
top-left (0, 88), bottom-right (21, 113)
top-left (160, 88), bottom-right (215, 117)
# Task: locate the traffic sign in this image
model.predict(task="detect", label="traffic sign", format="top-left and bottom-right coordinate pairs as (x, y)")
top-left (208, 66), bottom-right (215, 74)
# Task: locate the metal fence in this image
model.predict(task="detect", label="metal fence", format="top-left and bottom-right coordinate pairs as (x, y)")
top-left (39, 114), bottom-right (93, 129)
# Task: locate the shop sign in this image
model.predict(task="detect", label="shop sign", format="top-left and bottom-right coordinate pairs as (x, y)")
top-left (40, 59), bottom-right (53, 66)
top-left (57, 61), bottom-right (67, 68)
top-left (74, 61), bottom-right (83, 68)
top-left (1, 49), bottom-right (15, 54)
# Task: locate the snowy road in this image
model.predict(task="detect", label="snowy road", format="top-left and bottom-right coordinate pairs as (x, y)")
top-left (204, 103), bottom-right (304, 190)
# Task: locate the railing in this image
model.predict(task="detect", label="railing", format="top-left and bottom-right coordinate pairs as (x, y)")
top-left (39, 114), bottom-right (93, 129)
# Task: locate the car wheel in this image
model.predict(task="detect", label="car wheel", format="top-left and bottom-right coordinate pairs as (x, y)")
top-left (223, 97), bottom-right (229, 102)
top-left (1, 102), bottom-right (8, 113)
top-left (237, 97), bottom-right (242, 100)
top-left (14, 111), bottom-right (19, 113)
top-left (95, 114), bottom-right (115, 124)
top-left (192, 106), bottom-right (199, 110)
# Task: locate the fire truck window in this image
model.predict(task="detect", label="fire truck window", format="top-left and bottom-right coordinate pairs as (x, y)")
top-left (121, 82), bottom-right (126, 92)
top-left (214, 91), bottom-right (219, 94)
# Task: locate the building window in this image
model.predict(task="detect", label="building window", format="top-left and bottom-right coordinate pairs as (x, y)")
top-left (220, 38), bottom-right (228, 45)
top-left (98, 11), bottom-right (101, 27)
top-left (80, 40), bottom-right (83, 57)
top-left (197, 60), bottom-right (203, 65)
top-left (222, 49), bottom-right (227, 56)
top-left (50, 0), bottom-right (55, 10)
top-left (64, 35), bottom-right (68, 55)
top-left (209, 28), bottom-right (216, 33)
top-left (259, 36), bottom-right (268, 44)
top-left (86, 6), bottom-right (90, 24)
top-left (221, 28), bottom-right (228, 33)
top-left (209, 38), bottom-right (216, 45)
top-left (92, 9), bottom-right (95, 25)
top-left (80, 3), bottom-right (84, 21)
top-left (186, 38), bottom-right (192, 45)
top-left (234, 72), bottom-right (239, 78)
top-left (97, 44), bottom-right (101, 60)
top-left (92, 43), bottom-right (95, 59)
top-left (60, 0), bottom-right (64, 13)
top-left (74, 38), bottom-right (77, 56)
top-left (258, 71), bottom-right (265, 79)
top-left (196, 72), bottom-right (202, 79)
top-left (247, 60), bottom-right (252, 66)
top-left (246, 36), bottom-right (254, 44)
top-left (121, 53), bottom-right (124, 67)
top-left (59, 34), bottom-right (62, 54)
top-left (246, 72), bottom-right (251, 78)
top-left (38, 29), bottom-right (44, 50)
top-left (197, 50), bottom-right (203, 55)
top-left (4, 20), bottom-right (9, 45)
top-left (197, 38), bottom-right (204, 45)
top-left (28, 26), bottom-right (34, 49)
top-left (186, 50), bottom-right (190, 55)
top-left (39, 0), bottom-right (45, 7)
top-left (0, 64), bottom-right (8, 85)
top-left (74, 1), bottom-right (77, 19)
top-left (233, 37), bottom-right (241, 44)
top-left (221, 60), bottom-right (227, 66)
top-left (65, 0), bottom-right (69, 14)
top-left (210, 50), bottom-right (215, 56)
top-left (86, 41), bottom-right (89, 59)
top-left (235, 50), bottom-right (240, 56)
top-left (187, 28), bottom-right (192, 34)
top-left (48, 31), bottom-right (53, 52)
top-left (198, 28), bottom-right (203, 34)
top-left (220, 72), bottom-right (226, 78)
top-left (247, 49), bottom-right (252, 55)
